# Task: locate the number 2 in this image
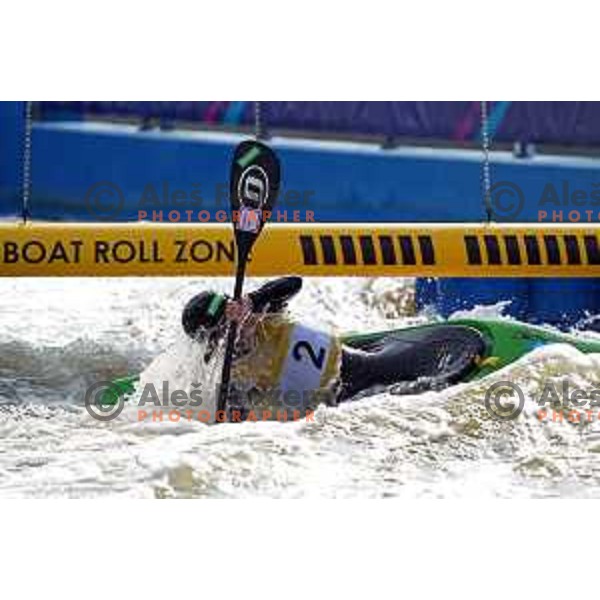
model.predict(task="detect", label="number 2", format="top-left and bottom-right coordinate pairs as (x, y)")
top-left (292, 341), bottom-right (326, 371)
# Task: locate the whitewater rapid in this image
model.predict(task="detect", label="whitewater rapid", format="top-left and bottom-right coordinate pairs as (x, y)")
top-left (2, 276), bottom-right (600, 498)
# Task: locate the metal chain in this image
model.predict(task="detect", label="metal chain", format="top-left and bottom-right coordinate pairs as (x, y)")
top-left (22, 101), bottom-right (33, 223)
top-left (254, 101), bottom-right (263, 139)
top-left (480, 100), bottom-right (493, 222)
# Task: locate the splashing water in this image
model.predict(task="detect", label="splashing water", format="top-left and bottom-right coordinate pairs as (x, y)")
top-left (1, 276), bottom-right (600, 498)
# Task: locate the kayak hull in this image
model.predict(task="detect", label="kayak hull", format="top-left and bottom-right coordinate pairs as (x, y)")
top-left (100, 319), bottom-right (600, 405)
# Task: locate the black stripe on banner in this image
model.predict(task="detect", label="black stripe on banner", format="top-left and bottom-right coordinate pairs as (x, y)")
top-left (584, 235), bottom-right (600, 265)
top-left (340, 235), bottom-right (357, 265)
top-left (464, 236), bottom-right (482, 265)
top-left (398, 236), bottom-right (416, 265)
top-left (418, 236), bottom-right (435, 265)
top-left (484, 235), bottom-right (501, 265)
top-left (320, 236), bottom-right (337, 265)
top-left (378, 236), bottom-right (397, 265)
top-left (544, 235), bottom-right (561, 265)
top-left (300, 236), bottom-right (317, 265)
top-left (563, 235), bottom-right (581, 265)
top-left (359, 236), bottom-right (377, 265)
top-left (524, 235), bottom-right (541, 265)
top-left (504, 236), bottom-right (521, 265)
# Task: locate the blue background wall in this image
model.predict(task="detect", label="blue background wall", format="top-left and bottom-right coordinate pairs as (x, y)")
top-left (9, 120), bottom-right (600, 225)
top-left (0, 102), bottom-right (25, 212)
top-left (2, 101), bottom-right (600, 327)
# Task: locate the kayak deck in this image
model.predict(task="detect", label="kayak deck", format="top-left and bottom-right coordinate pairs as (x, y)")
top-left (100, 319), bottom-right (600, 405)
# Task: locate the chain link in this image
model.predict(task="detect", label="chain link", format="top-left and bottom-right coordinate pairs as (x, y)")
top-left (480, 101), bottom-right (493, 222)
top-left (22, 101), bottom-right (33, 223)
top-left (254, 101), bottom-right (263, 139)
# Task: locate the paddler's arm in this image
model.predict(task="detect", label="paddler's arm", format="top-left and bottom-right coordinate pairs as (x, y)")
top-left (247, 276), bottom-right (303, 313)
top-left (225, 277), bottom-right (303, 324)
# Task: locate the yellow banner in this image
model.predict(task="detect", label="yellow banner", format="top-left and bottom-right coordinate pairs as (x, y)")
top-left (0, 222), bottom-right (599, 277)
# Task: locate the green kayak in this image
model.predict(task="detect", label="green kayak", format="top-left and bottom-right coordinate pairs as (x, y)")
top-left (100, 318), bottom-right (600, 406)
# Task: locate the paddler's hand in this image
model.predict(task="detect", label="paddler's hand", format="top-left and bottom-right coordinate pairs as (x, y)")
top-left (225, 297), bottom-right (253, 324)
top-left (226, 297), bottom-right (258, 355)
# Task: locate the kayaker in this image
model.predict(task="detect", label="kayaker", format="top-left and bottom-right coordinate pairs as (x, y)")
top-left (181, 277), bottom-right (485, 414)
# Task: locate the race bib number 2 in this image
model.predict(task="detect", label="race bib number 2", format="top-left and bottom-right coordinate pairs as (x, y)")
top-left (279, 324), bottom-right (333, 404)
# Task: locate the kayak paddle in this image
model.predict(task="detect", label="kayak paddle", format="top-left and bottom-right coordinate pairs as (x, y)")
top-left (217, 140), bottom-right (281, 415)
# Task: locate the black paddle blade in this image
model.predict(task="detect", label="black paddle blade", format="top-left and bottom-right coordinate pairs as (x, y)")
top-left (229, 140), bottom-right (281, 263)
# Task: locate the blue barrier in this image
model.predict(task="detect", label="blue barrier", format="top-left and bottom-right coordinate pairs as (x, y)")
top-left (23, 121), bottom-right (600, 224)
top-left (2, 110), bottom-right (600, 326)
top-left (0, 102), bottom-right (26, 215)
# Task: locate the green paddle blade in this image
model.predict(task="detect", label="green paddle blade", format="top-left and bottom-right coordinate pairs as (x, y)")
top-left (229, 139), bottom-right (281, 265)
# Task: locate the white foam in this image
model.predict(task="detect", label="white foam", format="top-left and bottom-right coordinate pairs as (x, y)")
top-left (1, 276), bottom-right (600, 497)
